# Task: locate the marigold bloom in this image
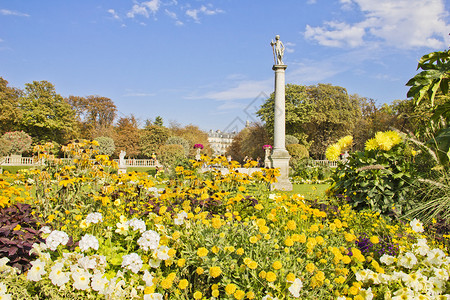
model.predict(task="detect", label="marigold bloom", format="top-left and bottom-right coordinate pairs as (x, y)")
top-left (212, 290), bottom-right (220, 297)
top-left (178, 279), bottom-right (188, 289)
top-left (248, 261), bottom-right (258, 270)
top-left (266, 271), bottom-right (277, 282)
top-left (197, 247), bottom-right (208, 257)
top-left (209, 266), bottom-right (222, 278)
top-left (287, 220), bottom-right (296, 230)
top-left (306, 262), bottom-right (315, 273)
top-left (272, 261), bottom-right (282, 270)
top-left (369, 236), bottom-right (379, 244)
top-left (177, 259), bottom-right (186, 267)
top-left (196, 267), bottom-right (204, 275)
top-left (193, 291), bottom-right (202, 299)
top-left (225, 283), bottom-right (237, 295)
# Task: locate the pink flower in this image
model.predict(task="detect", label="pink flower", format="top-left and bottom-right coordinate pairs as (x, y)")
top-left (262, 145), bottom-right (272, 150)
top-left (193, 144), bottom-right (204, 149)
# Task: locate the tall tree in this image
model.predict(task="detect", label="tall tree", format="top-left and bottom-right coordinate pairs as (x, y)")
top-left (258, 83), bottom-right (361, 159)
top-left (20, 80), bottom-right (78, 144)
top-left (66, 95), bottom-right (117, 139)
top-left (0, 77), bottom-right (23, 134)
top-left (169, 124), bottom-right (212, 156)
top-left (139, 125), bottom-right (170, 158)
top-left (226, 123), bottom-right (271, 162)
top-left (114, 115), bottom-right (140, 158)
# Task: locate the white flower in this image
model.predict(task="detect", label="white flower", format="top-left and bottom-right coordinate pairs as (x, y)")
top-left (46, 230), bottom-right (69, 251)
top-left (174, 211), bottom-right (188, 225)
top-left (137, 230), bottom-right (160, 251)
top-left (40, 226), bottom-right (52, 234)
top-left (85, 212), bottom-right (103, 224)
top-left (142, 270), bottom-right (154, 287)
top-left (288, 278), bottom-right (303, 298)
top-left (91, 273), bottom-right (108, 294)
top-left (49, 263), bottom-right (70, 287)
top-left (0, 293), bottom-right (12, 300)
top-left (78, 256), bottom-right (97, 270)
top-left (0, 282), bottom-right (8, 294)
top-left (410, 218), bottom-right (424, 233)
top-left (433, 267), bottom-right (449, 281)
top-left (79, 234), bottom-right (99, 252)
top-left (355, 269), bottom-right (370, 282)
top-left (148, 258), bottom-right (161, 268)
top-left (72, 270), bottom-right (92, 290)
top-left (127, 218), bottom-right (146, 233)
top-left (380, 254), bottom-right (395, 265)
top-left (262, 295), bottom-right (278, 300)
top-left (413, 238), bottom-right (430, 256)
top-left (27, 259), bottom-right (47, 281)
top-left (426, 248), bottom-right (446, 266)
top-left (121, 253), bottom-right (143, 274)
top-left (359, 287), bottom-right (374, 300)
top-left (155, 246), bottom-right (170, 261)
top-left (144, 293), bottom-right (164, 300)
top-left (115, 221), bottom-right (129, 235)
top-left (398, 252), bottom-right (417, 269)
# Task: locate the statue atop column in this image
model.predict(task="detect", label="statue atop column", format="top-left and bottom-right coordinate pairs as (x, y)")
top-left (271, 35), bottom-right (285, 65)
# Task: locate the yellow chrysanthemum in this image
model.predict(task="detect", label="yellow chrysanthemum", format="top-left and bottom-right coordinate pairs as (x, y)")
top-left (364, 138), bottom-right (378, 151)
top-left (197, 247), bottom-right (208, 257)
top-left (225, 283), bottom-right (237, 295)
top-left (209, 266), bottom-right (222, 278)
top-left (272, 261), bottom-right (282, 270)
top-left (266, 271), bottom-right (277, 282)
top-left (325, 144), bottom-right (341, 161)
top-left (337, 135), bottom-right (353, 150)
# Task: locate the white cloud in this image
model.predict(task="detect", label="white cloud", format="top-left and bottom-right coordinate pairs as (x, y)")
top-left (0, 9), bottom-right (29, 17)
top-left (165, 9), bottom-right (183, 25)
top-left (284, 42), bottom-right (296, 53)
top-left (187, 79), bottom-right (272, 101)
top-left (107, 9), bottom-right (120, 20)
top-left (127, 0), bottom-right (160, 18)
top-left (186, 5), bottom-right (224, 23)
top-left (305, 0), bottom-right (450, 49)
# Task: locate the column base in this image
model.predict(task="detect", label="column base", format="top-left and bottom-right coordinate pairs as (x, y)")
top-left (269, 149), bottom-right (292, 191)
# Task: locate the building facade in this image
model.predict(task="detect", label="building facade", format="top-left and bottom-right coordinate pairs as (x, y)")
top-left (208, 130), bottom-right (236, 156)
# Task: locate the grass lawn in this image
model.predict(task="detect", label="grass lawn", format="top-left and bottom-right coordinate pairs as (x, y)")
top-left (290, 183), bottom-right (330, 201)
top-left (1, 165), bottom-right (34, 173)
top-left (127, 166), bottom-right (156, 176)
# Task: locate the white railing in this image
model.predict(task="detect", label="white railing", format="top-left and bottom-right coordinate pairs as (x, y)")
top-left (309, 160), bottom-right (338, 168)
top-left (1, 156), bottom-right (337, 168)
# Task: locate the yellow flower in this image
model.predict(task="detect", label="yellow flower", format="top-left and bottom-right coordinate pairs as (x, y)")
top-left (249, 236), bottom-right (258, 244)
top-left (286, 273), bottom-right (296, 283)
top-left (236, 248), bottom-right (244, 255)
top-left (234, 290), bottom-right (245, 300)
top-left (211, 246), bottom-right (219, 254)
top-left (325, 144), bottom-right (341, 161)
top-left (266, 271), bottom-right (277, 282)
top-left (272, 261), bottom-right (282, 270)
top-left (160, 278), bottom-right (173, 289)
top-left (259, 225), bottom-right (269, 234)
top-left (369, 236), bottom-right (379, 244)
top-left (246, 291), bottom-right (255, 299)
top-left (13, 224), bottom-right (21, 231)
top-left (225, 283), bottom-right (237, 295)
top-left (306, 262), bottom-right (315, 273)
top-left (286, 220), bottom-right (296, 230)
top-left (364, 138), bottom-right (378, 151)
top-left (247, 261), bottom-right (258, 270)
top-left (259, 271), bottom-right (266, 279)
top-left (196, 267), bottom-right (204, 275)
top-left (197, 247), bottom-right (209, 257)
top-left (178, 279), bottom-right (188, 289)
top-left (209, 266), bottom-right (222, 278)
top-left (285, 237), bottom-right (294, 247)
top-left (212, 289), bottom-right (220, 297)
top-left (193, 291), bottom-right (202, 299)
top-left (177, 259), bottom-right (186, 267)
top-left (338, 135), bottom-right (353, 150)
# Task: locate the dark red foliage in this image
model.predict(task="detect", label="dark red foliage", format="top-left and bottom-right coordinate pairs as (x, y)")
top-left (0, 203), bottom-right (44, 272)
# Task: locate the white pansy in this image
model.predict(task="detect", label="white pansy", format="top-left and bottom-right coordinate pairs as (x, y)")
top-left (72, 270), bottom-right (92, 290)
top-left (380, 254), bottom-right (395, 265)
top-left (144, 293), bottom-right (164, 300)
top-left (39, 226), bottom-right (52, 234)
top-left (85, 212), bottom-right (103, 224)
top-left (359, 287), bottom-right (374, 300)
top-left (174, 211), bottom-right (188, 225)
top-left (410, 218), bottom-right (424, 233)
top-left (26, 259), bottom-right (47, 281)
top-left (127, 218), bottom-right (146, 233)
top-left (121, 253), bottom-right (143, 274)
top-left (0, 282), bottom-right (7, 294)
top-left (137, 230), bottom-right (160, 251)
top-left (155, 246), bottom-right (170, 261)
top-left (288, 278), bottom-right (303, 298)
top-left (91, 273), bottom-right (109, 294)
top-left (142, 270), bottom-right (154, 286)
top-left (46, 230), bottom-right (69, 251)
top-left (79, 234), bottom-right (99, 252)
top-left (148, 258), bottom-right (161, 268)
top-left (78, 256), bottom-right (97, 270)
top-left (426, 248), bottom-right (446, 266)
top-left (398, 252), bottom-right (417, 269)
top-left (49, 263), bottom-right (70, 287)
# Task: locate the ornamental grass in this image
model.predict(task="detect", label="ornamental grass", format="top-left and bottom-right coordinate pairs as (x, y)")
top-left (0, 141), bottom-right (448, 299)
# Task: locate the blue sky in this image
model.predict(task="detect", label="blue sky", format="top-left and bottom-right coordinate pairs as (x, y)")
top-left (1, 0), bottom-right (449, 132)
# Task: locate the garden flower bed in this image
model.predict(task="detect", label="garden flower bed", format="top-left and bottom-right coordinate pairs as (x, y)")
top-left (0, 141), bottom-right (449, 299)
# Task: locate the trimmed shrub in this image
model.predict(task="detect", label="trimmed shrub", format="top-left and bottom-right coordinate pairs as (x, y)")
top-left (94, 136), bottom-right (115, 156)
top-left (1, 131), bottom-right (32, 155)
top-left (157, 144), bottom-right (185, 168)
top-left (285, 134), bottom-right (299, 146)
top-left (286, 143), bottom-right (309, 159)
top-left (166, 136), bottom-right (190, 156)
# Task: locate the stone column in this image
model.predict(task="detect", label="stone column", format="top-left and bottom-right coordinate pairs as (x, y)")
top-left (269, 64), bottom-right (293, 191)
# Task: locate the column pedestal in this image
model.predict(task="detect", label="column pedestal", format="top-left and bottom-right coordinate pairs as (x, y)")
top-left (269, 64), bottom-right (292, 191)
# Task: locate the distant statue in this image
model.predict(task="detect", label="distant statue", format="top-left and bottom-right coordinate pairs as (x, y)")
top-left (119, 150), bottom-right (126, 166)
top-left (271, 35), bottom-right (285, 65)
